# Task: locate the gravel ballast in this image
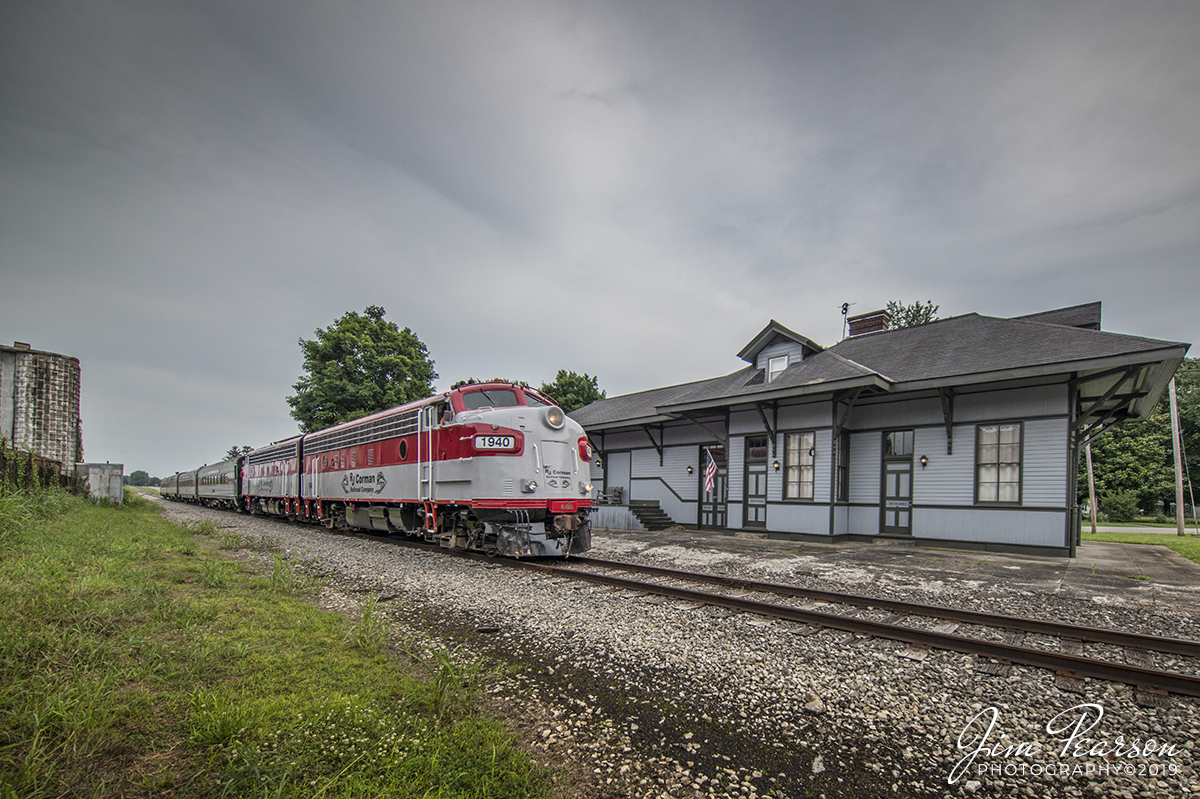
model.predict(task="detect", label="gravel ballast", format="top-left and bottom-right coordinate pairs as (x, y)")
top-left (156, 498), bottom-right (1200, 798)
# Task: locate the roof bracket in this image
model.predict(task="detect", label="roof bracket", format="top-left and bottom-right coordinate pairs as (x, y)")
top-left (753, 402), bottom-right (778, 457)
top-left (833, 387), bottom-right (865, 440)
top-left (641, 424), bottom-right (665, 466)
top-left (591, 431), bottom-right (605, 462)
top-left (939, 388), bottom-right (955, 455)
top-left (673, 412), bottom-right (728, 446)
top-left (1075, 365), bottom-right (1144, 432)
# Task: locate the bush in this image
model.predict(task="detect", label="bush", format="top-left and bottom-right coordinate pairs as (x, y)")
top-left (1102, 492), bottom-right (1141, 523)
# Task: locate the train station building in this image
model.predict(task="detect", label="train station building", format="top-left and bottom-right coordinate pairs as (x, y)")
top-left (571, 303), bottom-right (1189, 556)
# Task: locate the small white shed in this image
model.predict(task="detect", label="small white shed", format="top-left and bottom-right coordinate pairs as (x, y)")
top-left (74, 462), bottom-right (124, 504)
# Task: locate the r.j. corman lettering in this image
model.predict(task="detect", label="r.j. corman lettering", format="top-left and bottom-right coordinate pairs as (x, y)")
top-left (341, 472), bottom-right (387, 495)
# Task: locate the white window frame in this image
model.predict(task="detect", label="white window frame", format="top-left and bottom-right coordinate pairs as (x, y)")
top-left (975, 422), bottom-right (1023, 505)
top-left (767, 355), bottom-right (788, 382)
top-left (784, 430), bottom-right (815, 501)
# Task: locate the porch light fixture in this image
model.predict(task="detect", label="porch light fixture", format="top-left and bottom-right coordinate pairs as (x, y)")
top-left (595, 458), bottom-right (602, 467)
top-left (772, 460), bottom-right (781, 471)
top-left (687, 465), bottom-right (694, 474)
top-left (920, 455), bottom-right (928, 468)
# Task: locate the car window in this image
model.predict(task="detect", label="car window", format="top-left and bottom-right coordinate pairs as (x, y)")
top-left (462, 389), bottom-right (519, 410)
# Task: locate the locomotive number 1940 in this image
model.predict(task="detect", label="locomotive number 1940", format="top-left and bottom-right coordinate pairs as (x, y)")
top-left (473, 435), bottom-right (516, 450)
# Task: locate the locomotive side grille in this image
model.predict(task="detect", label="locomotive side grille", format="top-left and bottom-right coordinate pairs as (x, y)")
top-left (503, 478), bottom-right (514, 496)
top-left (248, 441), bottom-right (299, 465)
top-left (304, 409), bottom-right (420, 456)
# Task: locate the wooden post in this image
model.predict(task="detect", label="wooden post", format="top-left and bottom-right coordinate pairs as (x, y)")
top-left (1170, 378), bottom-right (1186, 536)
top-left (1085, 441), bottom-right (1098, 534)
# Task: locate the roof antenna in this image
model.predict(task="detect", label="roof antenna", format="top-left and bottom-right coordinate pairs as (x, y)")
top-left (841, 302), bottom-right (855, 340)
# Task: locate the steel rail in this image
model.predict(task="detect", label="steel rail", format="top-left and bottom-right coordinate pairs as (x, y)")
top-left (568, 556), bottom-right (1200, 659)
top-left (497, 558), bottom-right (1200, 698)
top-left (346, 534), bottom-right (1200, 697)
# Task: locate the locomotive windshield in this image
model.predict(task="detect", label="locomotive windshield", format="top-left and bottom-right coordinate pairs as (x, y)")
top-left (461, 388), bottom-right (519, 410)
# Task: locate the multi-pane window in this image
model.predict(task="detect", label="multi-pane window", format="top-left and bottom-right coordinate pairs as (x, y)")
top-left (835, 431), bottom-right (850, 502)
top-left (976, 423), bottom-right (1022, 504)
top-left (784, 431), bottom-right (815, 500)
top-left (767, 355), bottom-right (788, 383)
top-left (884, 430), bottom-right (913, 457)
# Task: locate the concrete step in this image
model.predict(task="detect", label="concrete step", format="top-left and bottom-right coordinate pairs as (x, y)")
top-left (627, 500), bottom-right (677, 531)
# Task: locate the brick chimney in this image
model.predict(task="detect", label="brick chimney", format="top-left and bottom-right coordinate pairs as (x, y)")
top-left (846, 310), bottom-right (891, 337)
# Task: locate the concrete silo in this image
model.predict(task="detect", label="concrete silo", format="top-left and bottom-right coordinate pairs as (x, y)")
top-left (0, 342), bottom-right (82, 471)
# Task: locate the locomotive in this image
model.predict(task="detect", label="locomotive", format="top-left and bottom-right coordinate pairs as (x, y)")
top-left (160, 381), bottom-right (594, 557)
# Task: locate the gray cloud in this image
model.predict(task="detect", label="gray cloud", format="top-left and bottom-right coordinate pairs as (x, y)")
top-left (2, 0), bottom-right (1197, 477)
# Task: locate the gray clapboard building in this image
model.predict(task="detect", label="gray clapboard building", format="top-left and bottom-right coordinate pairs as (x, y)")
top-left (572, 303), bottom-right (1189, 556)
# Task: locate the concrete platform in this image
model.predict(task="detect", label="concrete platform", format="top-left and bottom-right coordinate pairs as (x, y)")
top-left (591, 526), bottom-right (1200, 614)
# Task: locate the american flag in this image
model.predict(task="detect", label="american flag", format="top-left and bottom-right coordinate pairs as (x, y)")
top-left (703, 450), bottom-right (718, 496)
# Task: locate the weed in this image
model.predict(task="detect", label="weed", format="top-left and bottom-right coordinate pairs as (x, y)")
top-left (218, 530), bottom-right (246, 549)
top-left (421, 642), bottom-right (489, 726)
top-left (202, 560), bottom-right (233, 588)
top-left (268, 552), bottom-right (308, 594)
top-left (183, 518), bottom-right (221, 537)
top-left (350, 591), bottom-right (388, 653)
top-left (1123, 574), bottom-right (1152, 581)
top-left (0, 490), bottom-right (34, 540)
top-left (189, 690), bottom-right (261, 747)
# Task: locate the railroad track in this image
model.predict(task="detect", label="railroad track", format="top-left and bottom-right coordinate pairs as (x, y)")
top-left (354, 534), bottom-right (1200, 701)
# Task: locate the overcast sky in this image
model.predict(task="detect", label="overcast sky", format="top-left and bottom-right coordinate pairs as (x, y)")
top-left (2, 0), bottom-right (1198, 478)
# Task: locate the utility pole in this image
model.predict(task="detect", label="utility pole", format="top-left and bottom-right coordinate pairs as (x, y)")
top-left (1085, 441), bottom-right (1098, 534)
top-left (1170, 377), bottom-right (1186, 536)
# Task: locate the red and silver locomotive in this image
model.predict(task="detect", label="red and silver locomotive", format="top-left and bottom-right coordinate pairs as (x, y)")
top-left (161, 381), bottom-right (594, 557)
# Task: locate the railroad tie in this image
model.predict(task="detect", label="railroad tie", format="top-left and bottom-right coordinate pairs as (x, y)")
top-left (1124, 649), bottom-right (1174, 707)
top-left (1055, 639), bottom-right (1087, 694)
top-left (975, 632), bottom-right (1024, 677)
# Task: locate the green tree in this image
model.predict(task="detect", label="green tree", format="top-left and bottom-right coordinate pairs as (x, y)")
top-left (224, 445), bottom-right (252, 461)
top-left (540, 370), bottom-right (606, 414)
top-left (886, 300), bottom-right (939, 328)
top-left (127, 470), bottom-right (151, 486)
top-left (287, 306), bottom-right (437, 433)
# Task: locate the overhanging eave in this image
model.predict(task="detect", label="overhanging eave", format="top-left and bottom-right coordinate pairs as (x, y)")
top-left (890, 346), bottom-right (1189, 396)
top-left (657, 374), bottom-right (891, 416)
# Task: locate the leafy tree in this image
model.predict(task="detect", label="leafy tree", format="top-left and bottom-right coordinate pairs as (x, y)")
top-left (127, 470), bottom-right (151, 486)
top-left (540, 370), bottom-right (606, 414)
top-left (1080, 358), bottom-right (1200, 514)
top-left (886, 300), bottom-right (939, 328)
top-left (287, 306), bottom-right (437, 433)
top-left (224, 445), bottom-right (252, 461)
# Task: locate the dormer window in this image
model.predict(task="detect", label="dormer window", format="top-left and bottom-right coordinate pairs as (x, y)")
top-left (767, 355), bottom-right (788, 382)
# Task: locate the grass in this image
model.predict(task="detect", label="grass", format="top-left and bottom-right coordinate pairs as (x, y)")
top-left (0, 487), bottom-right (553, 799)
top-left (1082, 529), bottom-right (1200, 566)
top-left (1097, 517), bottom-right (1200, 529)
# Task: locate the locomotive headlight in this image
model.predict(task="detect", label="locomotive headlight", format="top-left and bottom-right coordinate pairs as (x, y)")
top-left (580, 481), bottom-right (592, 495)
top-left (520, 478), bottom-right (538, 493)
top-left (543, 406), bottom-right (565, 429)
